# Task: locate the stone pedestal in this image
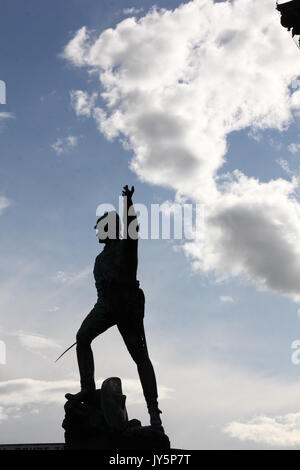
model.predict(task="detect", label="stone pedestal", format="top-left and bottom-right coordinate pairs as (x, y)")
top-left (62, 378), bottom-right (170, 450)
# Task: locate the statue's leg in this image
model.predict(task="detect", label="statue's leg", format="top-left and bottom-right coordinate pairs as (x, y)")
top-left (117, 317), bottom-right (163, 429)
top-left (66, 301), bottom-right (115, 401)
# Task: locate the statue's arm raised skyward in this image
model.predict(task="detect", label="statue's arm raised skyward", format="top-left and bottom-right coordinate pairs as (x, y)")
top-left (122, 185), bottom-right (139, 241)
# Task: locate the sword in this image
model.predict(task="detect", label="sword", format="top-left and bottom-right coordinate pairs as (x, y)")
top-left (55, 342), bottom-right (77, 363)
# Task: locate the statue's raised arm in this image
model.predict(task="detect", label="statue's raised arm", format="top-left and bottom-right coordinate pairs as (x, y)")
top-left (122, 185), bottom-right (139, 241)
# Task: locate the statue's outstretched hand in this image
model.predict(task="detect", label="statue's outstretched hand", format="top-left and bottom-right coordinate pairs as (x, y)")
top-left (122, 185), bottom-right (135, 199)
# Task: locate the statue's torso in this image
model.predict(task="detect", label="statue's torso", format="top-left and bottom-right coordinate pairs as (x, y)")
top-left (93, 239), bottom-right (138, 299)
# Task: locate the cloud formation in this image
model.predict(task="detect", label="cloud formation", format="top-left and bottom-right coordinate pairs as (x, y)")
top-left (63, 0), bottom-right (300, 300)
top-left (184, 173), bottom-right (300, 301)
top-left (0, 196), bottom-right (11, 215)
top-left (70, 90), bottom-right (97, 117)
top-left (288, 141), bottom-right (300, 155)
top-left (52, 266), bottom-right (92, 285)
top-left (0, 112), bottom-right (14, 121)
top-left (51, 135), bottom-right (78, 155)
top-left (220, 295), bottom-right (234, 303)
top-left (14, 331), bottom-right (60, 352)
top-left (123, 7), bottom-right (144, 16)
top-left (0, 378), bottom-right (78, 419)
top-left (225, 412), bottom-right (300, 447)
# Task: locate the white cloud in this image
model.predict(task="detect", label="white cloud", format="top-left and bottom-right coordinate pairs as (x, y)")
top-left (63, 0), bottom-right (300, 199)
top-left (224, 412), bottom-right (300, 447)
top-left (288, 142), bottom-right (300, 155)
top-left (123, 7), bottom-right (144, 15)
top-left (0, 196), bottom-right (11, 215)
top-left (184, 173), bottom-right (300, 301)
top-left (14, 331), bottom-right (61, 351)
top-left (277, 158), bottom-right (292, 175)
top-left (70, 90), bottom-right (97, 117)
top-left (5, 330), bottom-right (61, 361)
top-left (53, 266), bottom-right (92, 285)
top-left (63, 0), bottom-right (300, 301)
top-left (220, 295), bottom-right (234, 303)
top-left (0, 112), bottom-right (14, 120)
top-left (0, 378), bottom-right (78, 409)
top-left (51, 135), bottom-right (78, 155)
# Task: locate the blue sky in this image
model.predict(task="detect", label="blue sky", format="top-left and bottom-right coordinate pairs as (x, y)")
top-left (2, 0), bottom-right (300, 449)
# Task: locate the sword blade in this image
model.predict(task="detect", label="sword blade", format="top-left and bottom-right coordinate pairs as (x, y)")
top-left (55, 342), bottom-right (77, 363)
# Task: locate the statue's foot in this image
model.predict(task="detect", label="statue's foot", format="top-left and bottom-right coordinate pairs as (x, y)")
top-left (65, 388), bottom-right (96, 404)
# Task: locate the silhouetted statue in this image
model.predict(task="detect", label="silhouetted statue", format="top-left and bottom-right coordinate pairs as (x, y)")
top-left (65, 186), bottom-right (163, 430)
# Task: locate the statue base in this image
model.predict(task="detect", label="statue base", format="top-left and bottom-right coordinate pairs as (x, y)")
top-left (62, 377), bottom-right (170, 451)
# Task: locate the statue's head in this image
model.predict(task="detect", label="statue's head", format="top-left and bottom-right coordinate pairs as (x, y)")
top-left (94, 211), bottom-right (120, 243)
